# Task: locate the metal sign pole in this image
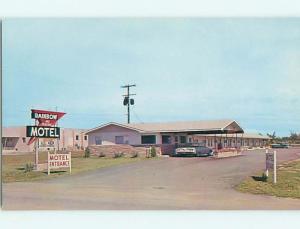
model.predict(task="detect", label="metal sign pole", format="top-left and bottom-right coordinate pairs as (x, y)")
top-left (69, 151), bottom-right (72, 174)
top-left (47, 151), bottom-right (50, 175)
top-left (34, 119), bottom-right (39, 169)
top-left (265, 149), bottom-right (269, 177)
top-left (273, 150), bottom-right (277, 184)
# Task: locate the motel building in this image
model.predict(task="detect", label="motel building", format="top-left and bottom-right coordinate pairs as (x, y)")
top-left (85, 120), bottom-right (270, 155)
top-left (2, 126), bottom-right (88, 154)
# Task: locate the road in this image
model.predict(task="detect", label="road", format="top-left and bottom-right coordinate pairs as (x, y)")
top-left (2, 148), bottom-right (300, 210)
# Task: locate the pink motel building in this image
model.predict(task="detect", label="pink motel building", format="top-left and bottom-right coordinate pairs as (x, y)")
top-left (2, 126), bottom-right (88, 154)
top-left (85, 120), bottom-right (270, 155)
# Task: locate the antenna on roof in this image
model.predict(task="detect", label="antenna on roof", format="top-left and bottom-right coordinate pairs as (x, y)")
top-left (121, 84), bottom-right (136, 124)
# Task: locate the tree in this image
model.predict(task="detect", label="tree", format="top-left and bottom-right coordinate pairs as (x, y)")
top-left (290, 131), bottom-right (299, 143)
top-left (267, 131), bottom-right (277, 144)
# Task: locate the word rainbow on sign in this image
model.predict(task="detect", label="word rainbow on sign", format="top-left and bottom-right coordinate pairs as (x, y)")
top-left (26, 126), bottom-right (60, 138)
top-left (48, 152), bottom-right (71, 175)
top-left (32, 112), bottom-right (58, 120)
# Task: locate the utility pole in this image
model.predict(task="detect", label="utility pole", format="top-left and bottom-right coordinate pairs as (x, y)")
top-left (121, 84), bottom-right (136, 123)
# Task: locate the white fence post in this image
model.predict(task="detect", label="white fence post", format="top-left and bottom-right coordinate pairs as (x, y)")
top-left (273, 150), bottom-right (277, 184)
top-left (265, 149), bottom-right (269, 177)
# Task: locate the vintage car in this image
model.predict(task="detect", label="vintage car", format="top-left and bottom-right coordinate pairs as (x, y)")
top-left (271, 143), bottom-right (289, 148)
top-left (173, 145), bottom-right (213, 157)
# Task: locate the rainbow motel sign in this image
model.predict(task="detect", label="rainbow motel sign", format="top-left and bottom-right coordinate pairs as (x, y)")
top-left (26, 109), bottom-right (71, 174)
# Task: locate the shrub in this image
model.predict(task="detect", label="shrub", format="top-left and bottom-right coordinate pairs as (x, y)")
top-left (24, 163), bottom-right (34, 173)
top-left (131, 152), bottom-right (139, 158)
top-left (98, 152), bottom-right (106, 158)
top-left (150, 146), bottom-right (157, 157)
top-left (262, 172), bottom-right (268, 182)
top-left (113, 152), bottom-right (124, 158)
top-left (84, 147), bottom-right (90, 158)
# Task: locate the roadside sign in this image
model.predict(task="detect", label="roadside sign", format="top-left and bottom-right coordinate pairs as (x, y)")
top-left (27, 109), bottom-right (66, 172)
top-left (48, 152), bottom-right (71, 175)
top-left (26, 126), bottom-right (60, 138)
top-left (265, 150), bottom-right (277, 184)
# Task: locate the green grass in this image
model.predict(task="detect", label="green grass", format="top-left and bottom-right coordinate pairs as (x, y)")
top-left (2, 151), bottom-right (149, 183)
top-left (237, 159), bottom-right (300, 199)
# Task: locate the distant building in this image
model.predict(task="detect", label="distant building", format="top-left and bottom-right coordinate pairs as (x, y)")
top-left (2, 127), bottom-right (88, 154)
top-left (85, 120), bottom-right (270, 154)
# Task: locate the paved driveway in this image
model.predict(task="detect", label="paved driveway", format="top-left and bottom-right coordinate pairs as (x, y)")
top-left (3, 148), bottom-right (300, 210)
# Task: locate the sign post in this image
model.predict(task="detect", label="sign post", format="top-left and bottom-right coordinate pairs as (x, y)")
top-left (273, 150), bottom-right (277, 184)
top-left (265, 149), bottom-right (277, 184)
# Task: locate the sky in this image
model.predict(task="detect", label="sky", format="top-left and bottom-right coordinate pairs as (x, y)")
top-left (2, 18), bottom-right (300, 136)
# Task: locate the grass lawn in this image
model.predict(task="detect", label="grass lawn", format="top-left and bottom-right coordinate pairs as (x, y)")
top-left (2, 151), bottom-right (150, 183)
top-left (237, 159), bottom-right (300, 199)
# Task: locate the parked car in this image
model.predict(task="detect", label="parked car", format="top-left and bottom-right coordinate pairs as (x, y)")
top-left (271, 143), bottom-right (289, 148)
top-left (173, 146), bottom-right (213, 157)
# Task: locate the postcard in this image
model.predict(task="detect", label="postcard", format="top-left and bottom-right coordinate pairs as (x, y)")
top-left (2, 18), bottom-right (300, 210)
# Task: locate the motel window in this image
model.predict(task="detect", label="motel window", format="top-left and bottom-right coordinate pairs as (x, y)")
top-left (162, 135), bottom-right (171, 144)
top-left (95, 136), bottom-right (102, 145)
top-left (75, 135), bottom-right (79, 140)
top-left (115, 136), bottom-right (124, 144)
top-left (180, 136), bottom-right (187, 144)
top-left (84, 135), bottom-right (88, 141)
top-left (141, 135), bottom-right (156, 144)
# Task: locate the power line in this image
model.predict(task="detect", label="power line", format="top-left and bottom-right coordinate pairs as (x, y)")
top-left (132, 108), bottom-right (144, 123)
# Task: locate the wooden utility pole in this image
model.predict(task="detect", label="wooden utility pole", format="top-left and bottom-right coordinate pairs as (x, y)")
top-left (121, 84), bottom-right (136, 124)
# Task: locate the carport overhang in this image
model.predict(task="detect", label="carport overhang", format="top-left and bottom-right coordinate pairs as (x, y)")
top-left (155, 120), bottom-right (244, 135)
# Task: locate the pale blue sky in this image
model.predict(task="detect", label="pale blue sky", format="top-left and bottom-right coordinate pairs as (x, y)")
top-left (3, 18), bottom-right (300, 136)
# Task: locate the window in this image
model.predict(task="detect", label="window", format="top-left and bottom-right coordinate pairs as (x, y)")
top-left (162, 135), bottom-right (171, 144)
top-left (75, 135), bottom-right (79, 140)
top-left (175, 136), bottom-right (178, 142)
top-left (22, 137), bottom-right (26, 143)
top-left (95, 136), bottom-right (102, 145)
top-left (115, 136), bottom-right (124, 144)
top-left (141, 135), bottom-right (156, 144)
top-left (84, 135), bottom-right (88, 141)
top-left (180, 136), bottom-right (187, 144)
top-left (188, 137), bottom-right (192, 143)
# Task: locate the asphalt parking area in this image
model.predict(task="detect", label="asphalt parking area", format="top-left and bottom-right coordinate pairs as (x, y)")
top-left (3, 148), bottom-right (300, 210)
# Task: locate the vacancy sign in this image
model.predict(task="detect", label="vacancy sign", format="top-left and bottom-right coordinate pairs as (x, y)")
top-left (48, 152), bottom-right (71, 175)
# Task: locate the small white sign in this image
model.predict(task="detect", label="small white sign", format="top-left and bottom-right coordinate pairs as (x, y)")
top-left (265, 150), bottom-right (277, 183)
top-left (266, 152), bottom-right (274, 170)
top-left (48, 152), bottom-right (71, 175)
